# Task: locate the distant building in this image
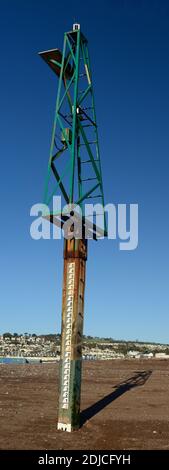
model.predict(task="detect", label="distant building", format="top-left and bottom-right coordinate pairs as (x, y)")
top-left (127, 350), bottom-right (141, 358)
top-left (155, 353), bottom-right (169, 359)
top-left (140, 352), bottom-right (153, 358)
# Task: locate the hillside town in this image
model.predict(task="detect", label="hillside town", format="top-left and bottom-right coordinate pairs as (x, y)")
top-left (0, 333), bottom-right (169, 361)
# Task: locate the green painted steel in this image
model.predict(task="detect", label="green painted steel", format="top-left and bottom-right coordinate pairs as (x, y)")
top-left (40, 25), bottom-right (106, 234)
top-left (39, 25), bottom-right (107, 432)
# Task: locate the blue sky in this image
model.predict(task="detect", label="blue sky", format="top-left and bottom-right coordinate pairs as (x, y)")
top-left (0, 0), bottom-right (169, 343)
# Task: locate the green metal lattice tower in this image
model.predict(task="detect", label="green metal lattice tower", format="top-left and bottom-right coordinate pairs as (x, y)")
top-left (39, 23), bottom-right (106, 431)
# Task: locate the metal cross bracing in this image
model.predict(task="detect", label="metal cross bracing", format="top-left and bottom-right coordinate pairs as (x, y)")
top-left (39, 24), bottom-right (106, 234)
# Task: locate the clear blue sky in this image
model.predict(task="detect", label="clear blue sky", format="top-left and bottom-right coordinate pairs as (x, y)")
top-left (0, 0), bottom-right (169, 343)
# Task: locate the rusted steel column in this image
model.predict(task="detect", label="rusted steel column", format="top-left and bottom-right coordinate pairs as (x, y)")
top-left (57, 238), bottom-right (87, 432)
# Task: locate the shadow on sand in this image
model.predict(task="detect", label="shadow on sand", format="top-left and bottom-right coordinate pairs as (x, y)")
top-left (80, 369), bottom-right (152, 426)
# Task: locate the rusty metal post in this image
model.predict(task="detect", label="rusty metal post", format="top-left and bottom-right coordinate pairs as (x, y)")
top-left (57, 238), bottom-right (87, 432)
